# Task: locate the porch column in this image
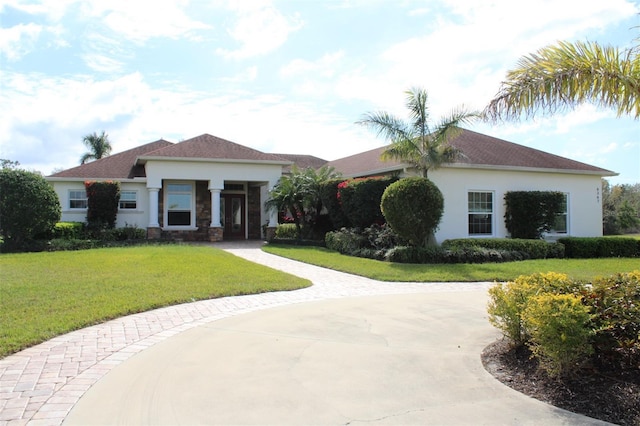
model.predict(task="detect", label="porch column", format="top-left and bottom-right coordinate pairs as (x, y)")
top-left (148, 187), bottom-right (160, 227)
top-left (210, 188), bottom-right (221, 227)
top-left (264, 180), bottom-right (279, 240)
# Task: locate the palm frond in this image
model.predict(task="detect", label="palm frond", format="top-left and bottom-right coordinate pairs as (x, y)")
top-left (356, 111), bottom-right (411, 143)
top-left (485, 40), bottom-right (640, 121)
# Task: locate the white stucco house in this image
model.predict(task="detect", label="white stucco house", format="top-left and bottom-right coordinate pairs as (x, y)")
top-left (47, 129), bottom-right (616, 242)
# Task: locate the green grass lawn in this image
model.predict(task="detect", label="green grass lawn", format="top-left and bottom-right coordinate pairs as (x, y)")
top-left (262, 244), bottom-right (640, 282)
top-left (0, 245), bottom-right (311, 358)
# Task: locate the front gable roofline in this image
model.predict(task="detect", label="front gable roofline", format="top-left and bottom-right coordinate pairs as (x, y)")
top-left (135, 156), bottom-right (292, 166)
top-left (137, 133), bottom-right (291, 164)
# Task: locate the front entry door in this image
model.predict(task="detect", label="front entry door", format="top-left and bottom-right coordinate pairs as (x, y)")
top-left (221, 194), bottom-right (245, 240)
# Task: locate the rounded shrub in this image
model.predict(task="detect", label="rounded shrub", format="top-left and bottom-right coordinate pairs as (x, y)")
top-left (380, 177), bottom-right (443, 247)
top-left (0, 168), bottom-right (61, 250)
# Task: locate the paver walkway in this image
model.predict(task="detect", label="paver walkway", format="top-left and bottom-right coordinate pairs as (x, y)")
top-left (0, 242), bottom-right (490, 425)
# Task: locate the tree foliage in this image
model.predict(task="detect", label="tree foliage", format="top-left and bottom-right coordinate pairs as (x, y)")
top-left (504, 191), bottom-right (565, 239)
top-left (357, 87), bottom-right (478, 177)
top-left (81, 131), bottom-right (113, 164)
top-left (85, 181), bottom-right (120, 230)
top-left (485, 40), bottom-right (640, 121)
top-left (602, 180), bottom-right (640, 234)
top-left (265, 165), bottom-right (340, 239)
top-left (337, 176), bottom-right (397, 228)
top-left (0, 167), bottom-right (61, 249)
top-left (381, 177), bottom-right (444, 247)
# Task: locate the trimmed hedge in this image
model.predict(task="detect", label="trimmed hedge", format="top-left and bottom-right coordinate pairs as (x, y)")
top-left (442, 238), bottom-right (564, 259)
top-left (558, 237), bottom-right (640, 258)
top-left (338, 176), bottom-right (397, 228)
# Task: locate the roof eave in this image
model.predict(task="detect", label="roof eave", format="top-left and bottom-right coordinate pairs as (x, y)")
top-left (136, 156), bottom-right (293, 166)
top-left (443, 163), bottom-right (618, 177)
top-left (46, 177), bottom-right (148, 183)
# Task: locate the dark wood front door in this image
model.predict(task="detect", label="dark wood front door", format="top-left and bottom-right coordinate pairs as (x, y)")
top-left (221, 194), bottom-right (245, 239)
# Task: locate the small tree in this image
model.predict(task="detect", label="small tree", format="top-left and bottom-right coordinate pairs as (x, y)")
top-left (504, 191), bottom-right (565, 239)
top-left (320, 178), bottom-right (351, 229)
top-left (380, 177), bottom-right (443, 247)
top-left (85, 181), bottom-right (120, 230)
top-left (0, 168), bottom-right (61, 249)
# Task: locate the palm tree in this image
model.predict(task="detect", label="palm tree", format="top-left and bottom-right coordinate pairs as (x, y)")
top-left (80, 131), bottom-right (113, 164)
top-left (265, 165), bottom-right (340, 239)
top-left (357, 87), bottom-right (478, 178)
top-left (484, 40), bottom-right (640, 121)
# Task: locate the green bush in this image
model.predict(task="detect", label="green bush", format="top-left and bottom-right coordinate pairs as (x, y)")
top-left (442, 238), bottom-right (564, 259)
top-left (583, 271), bottom-right (640, 369)
top-left (275, 223), bottom-right (299, 239)
top-left (558, 237), bottom-right (640, 258)
top-left (108, 225), bottom-right (146, 241)
top-left (52, 222), bottom-right (86, 239)
top-left (381, 177), bottom-right (443, 247)
top-left (338, 176), bottom-right (397, 228)
top-left (0, 168), bottom-right (61, 250)
top-left (325, 228), bottom-right (368, 254)
top-left (504, 191), bottom-right (565, 239)
top-left (487, 272), bottom-right (581, 345)
top-left (319, 178), bottom-right (351, 229)
top-left (85, 181), bottom-right (120, 230)
top-left (523, 293), bottom-right (594, 377)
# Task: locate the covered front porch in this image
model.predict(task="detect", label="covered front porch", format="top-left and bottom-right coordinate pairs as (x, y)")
top-left (145, 179), bottom-right (278, 242)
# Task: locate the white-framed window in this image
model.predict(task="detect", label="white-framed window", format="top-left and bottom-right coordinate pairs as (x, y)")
top-left (164, 182), bottom-right (194, 227)
top-left (119, 191), bottom-right (137, 210)
top-left (468, 191), bottom-right (493, 235)
top-left (550, 193), bottom-right (569, 234)
top-left (69, 189), bottom-right (87, 209)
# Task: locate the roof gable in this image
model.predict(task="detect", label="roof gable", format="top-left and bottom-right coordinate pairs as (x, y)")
top-left (138, 133), bottom-right (289, 164)
top-left (48, 139), bottom-right (173, 179)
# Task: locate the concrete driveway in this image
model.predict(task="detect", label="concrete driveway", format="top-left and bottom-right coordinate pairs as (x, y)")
top-left (63, 243), bottom-right (610, 425)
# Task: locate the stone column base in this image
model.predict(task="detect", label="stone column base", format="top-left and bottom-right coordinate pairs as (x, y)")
top-left (265, 226), bottom-right (277, 242)
top-left (209, 227), bottom-right (223, 242)
top-left (147, 227), bottom-right (162, 239)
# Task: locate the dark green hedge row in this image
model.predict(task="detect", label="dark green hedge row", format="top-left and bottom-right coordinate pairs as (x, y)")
top-left (442, 238), bottom-right (564, 259)
top-left (558, 237), bottom-right (640, 258)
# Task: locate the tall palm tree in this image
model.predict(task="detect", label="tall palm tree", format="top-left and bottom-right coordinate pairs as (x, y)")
top-left (357, 87), bottom-right (478, 178)
top-left (484, 40), bottom-right (640, 121)
top-left (80, 131), bottom-right (113, 164)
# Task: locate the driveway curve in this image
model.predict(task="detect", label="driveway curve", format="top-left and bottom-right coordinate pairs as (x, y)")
top-left (1, 242), bottom-right (610, 425)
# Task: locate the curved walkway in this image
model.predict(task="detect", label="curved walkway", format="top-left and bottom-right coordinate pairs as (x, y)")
top-left (0, 242), bottom-right (609, 425)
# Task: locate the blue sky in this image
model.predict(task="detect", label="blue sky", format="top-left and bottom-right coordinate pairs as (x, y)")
top-left (1, 0), bottom-right (638, 184)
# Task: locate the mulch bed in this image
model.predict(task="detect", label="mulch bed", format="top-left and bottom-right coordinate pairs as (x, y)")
top-left (481, 339), bottom-right (640, 426)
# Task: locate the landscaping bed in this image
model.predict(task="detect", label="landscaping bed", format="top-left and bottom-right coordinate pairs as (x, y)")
top-left (482, 339), bottom-right (640, 425)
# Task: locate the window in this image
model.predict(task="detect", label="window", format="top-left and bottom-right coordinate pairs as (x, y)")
top-left (119, 191), bottom-right (137, 209)
top-left (165, 183), bottom-right (193, 227)
top-left (468, 191), bottom-right (493, 235)
top-left (550, 193), bottom-right (568, 234)
top-left (69, 190), bottom-right (87, 209)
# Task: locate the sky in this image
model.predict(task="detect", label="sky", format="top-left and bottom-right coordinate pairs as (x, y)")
top-left (1, 0), bottom-right (638, 185)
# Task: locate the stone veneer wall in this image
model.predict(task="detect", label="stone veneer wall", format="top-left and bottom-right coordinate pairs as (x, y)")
top-left (159, 181), bottom-right (214, 241)
top-left (248, 186), bottom-right (261, 239)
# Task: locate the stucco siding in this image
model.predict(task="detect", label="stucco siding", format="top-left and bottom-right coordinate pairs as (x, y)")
top-left (51, 181), bottom-right (149, 229)
top-left (144, 160), bottom-right (283, 189)
top-left (429, 167), bottom-right (603, 242)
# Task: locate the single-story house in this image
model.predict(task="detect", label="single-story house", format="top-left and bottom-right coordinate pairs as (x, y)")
top-left (47, 129), bottom-right (616, 242)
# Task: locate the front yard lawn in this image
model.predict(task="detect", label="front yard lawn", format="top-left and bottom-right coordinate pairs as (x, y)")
top-left (262, 244), bottom-right (639, 282)
top-left (0, 245), bottom-right (311, 358)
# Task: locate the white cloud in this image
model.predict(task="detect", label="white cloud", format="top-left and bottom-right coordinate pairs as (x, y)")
top-left (552, 105), bottom-right (612, 134)
top-left (0, 23), bottom-right (42, 60)
top-left (216, 1), bottom-right (303, 59)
